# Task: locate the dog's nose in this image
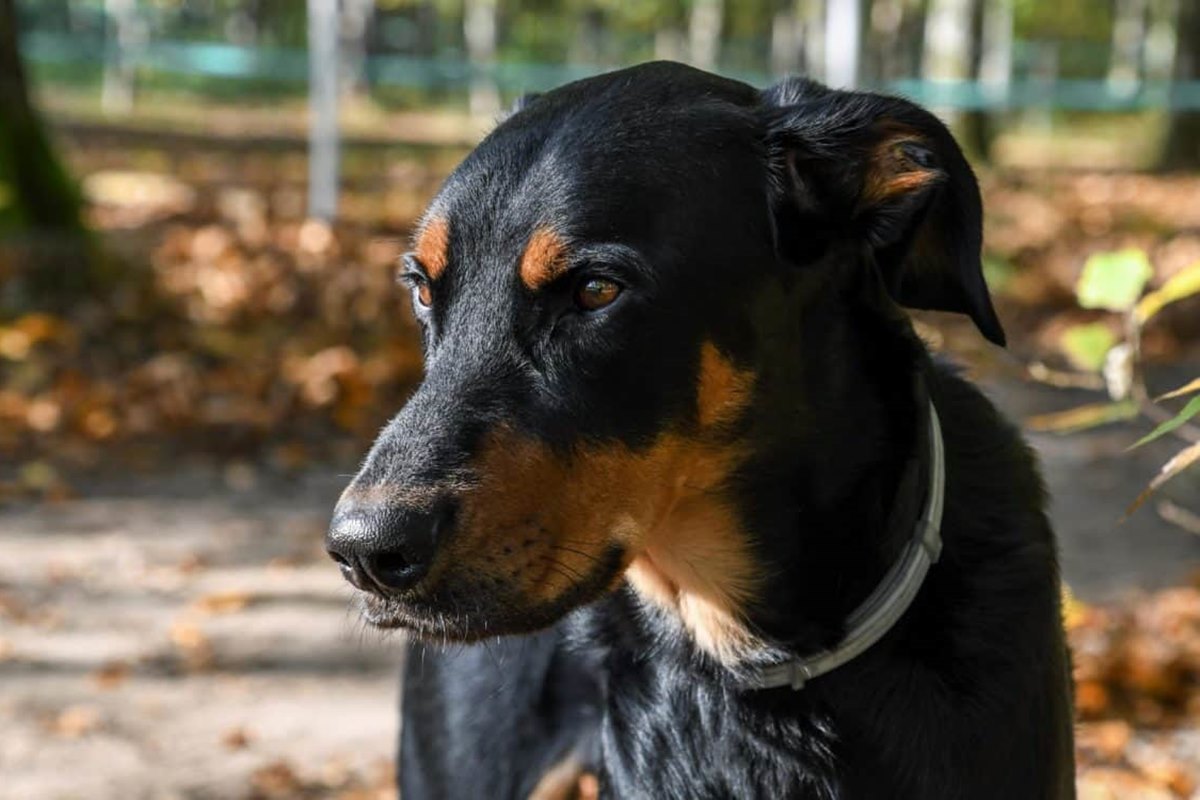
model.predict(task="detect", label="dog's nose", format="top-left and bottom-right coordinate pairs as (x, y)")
top-left (326, 498), bottom-right (454, 595)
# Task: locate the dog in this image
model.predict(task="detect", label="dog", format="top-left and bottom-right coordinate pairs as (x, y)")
top-left (327, 61), bottom-right (1076, 799)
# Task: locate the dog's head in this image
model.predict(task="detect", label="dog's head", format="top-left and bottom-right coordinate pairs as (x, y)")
top-left (328, 62), bottom-right (1002, 660)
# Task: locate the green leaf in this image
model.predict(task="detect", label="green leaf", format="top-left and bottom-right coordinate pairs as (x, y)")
top-left (1131, 395), bottom-right (1200, 448)
top-left (1126, 441), bottom-right (1200, 517)
top-left (1059, 322), bottom-right (1117, 372)
top-left (1075, 249), bottom-right (1153, 312)
top-left (1135, 261), bottom-right (1200, 323)
top-left (982, 256), bottom-right (1017, 294)
top-left (1157, 376), bottom-right (1200, 402)
top-left (1026, 400), bottom-right (1137, 434)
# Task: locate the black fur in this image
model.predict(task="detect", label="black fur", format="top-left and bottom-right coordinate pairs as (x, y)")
top-left (329, 62), bottom-right (1075, 799)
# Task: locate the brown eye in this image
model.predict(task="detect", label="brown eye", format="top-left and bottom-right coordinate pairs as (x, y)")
top-left (574, 277), bottom-right (621, 311)
top-left (415, 281), bottom-right (433, 308)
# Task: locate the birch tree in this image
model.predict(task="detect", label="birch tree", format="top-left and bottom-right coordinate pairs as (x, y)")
top-left (464, 0), bottom-right (500, 116)
top-left (688, 0), bottom-right (723, 71)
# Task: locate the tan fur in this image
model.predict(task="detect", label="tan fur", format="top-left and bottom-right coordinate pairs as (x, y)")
top-left (432, 343), bottom-right (764, 667)
top-left (696, 341), bottom-right (755, 428)
top-left (414, 216), bottom-right (450, 279)
top-left (527, 757), bottom-right (597, 800)
top-left (860, 132), bottom-right (940, 207)
top-left (520, 227), bottom-right (569, 290)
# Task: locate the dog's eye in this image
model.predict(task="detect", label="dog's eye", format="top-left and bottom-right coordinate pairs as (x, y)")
top-left (414, 281), bottom-right (433, 308)
top-left (401, 274), bottom-right (432, 308)
top-left (574, 277), bottom-right (621, 311)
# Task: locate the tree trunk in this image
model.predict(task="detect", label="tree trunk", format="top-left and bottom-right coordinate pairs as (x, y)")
top-left (101, 0), bottom-right (138, 115)
top-left (0, 0), bottom-right (82, 233)
top-left (1162, 0), bottom-right (1199, 169)
top-left (307, 0), bottom-right (340, 221)
top-left (464, 0), bottom-right (499, 117)
top-left (868, 0), bottom-right (907, 83)
top-left (1108, 0), bottom-right (1149, 86)
top-left (824, 0), bottom-right (861, 88)
top-left (922, 0), bottom-right (973, 84)
top-left (688, 0), bottom-right (723, 71)
top-left (770, 6), bottom-right (801, 76)
top-left (802, 0), bottom-right (825, 79)
top-left (923, 0), bottom-right (988, 155)
top-left (1144, 0), bottom-right (1180, 80)
top-left (569, 8), bottom-right (605, 66)
top-left (963, 0), bottom-right (1011, 159)
top-left (0, 0), bottom-right (89, 310)
top-left (340, 0), bottom-right (375, 96)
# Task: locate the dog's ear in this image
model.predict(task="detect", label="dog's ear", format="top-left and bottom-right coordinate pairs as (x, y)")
top-left (762, 78), bottom-right (1005, 346)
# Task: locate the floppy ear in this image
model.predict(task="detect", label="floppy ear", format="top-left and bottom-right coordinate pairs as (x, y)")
top-left (762, 78), bottom-right (1005, 346)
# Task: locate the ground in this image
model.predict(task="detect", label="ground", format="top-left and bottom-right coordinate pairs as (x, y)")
top-left (0, 468), bottom-right (397, 800)
top-left (2, 118), bottom-right (1199, 799)
top-left (2, 372), bottom-right (1198, 799)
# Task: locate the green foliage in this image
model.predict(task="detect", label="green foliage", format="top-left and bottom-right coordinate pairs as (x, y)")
top-left (1013, 0), bottom-right (1114, 42)
top-left (1044, 245), bottom-right (1199, 515)
top-left (1136, 261), bottom-right (1200, 323)
top-left (1132, 396), bottom-right (1200, 449)
top-left (1075, 249), bottom-right (1153, 312)
top-left (982, 256), bottom-right (1017, 295)
top-left (1060, 322), bottom-right (1117, 372)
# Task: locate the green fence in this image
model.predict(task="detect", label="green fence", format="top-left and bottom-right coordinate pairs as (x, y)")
top-left (20, 31), bottom-right (1200, 111)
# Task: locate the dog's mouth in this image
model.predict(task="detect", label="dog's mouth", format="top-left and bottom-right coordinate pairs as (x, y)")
top-left (354, 542), bottom-right (628, 640)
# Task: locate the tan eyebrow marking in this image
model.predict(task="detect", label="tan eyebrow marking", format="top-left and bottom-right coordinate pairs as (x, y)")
top-left (413, 216), bottom-right (450, 279)
top-left (519, 227), bottom-right (569, 290)
top-left (859, 129), bottom-right (941, 207)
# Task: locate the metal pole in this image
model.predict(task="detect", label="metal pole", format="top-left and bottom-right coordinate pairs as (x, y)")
top-left (307, 0), bottom-right (339, 221)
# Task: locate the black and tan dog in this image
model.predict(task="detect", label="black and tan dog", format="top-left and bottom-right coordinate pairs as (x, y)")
top-left (327, 62), bottom-right (1075, 799)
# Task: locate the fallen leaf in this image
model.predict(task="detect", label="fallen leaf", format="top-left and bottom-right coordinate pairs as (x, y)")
top-left (1156, 376), bottom-right (1200, 402)
top-left (1078, 721), bottom-right (1133, 762)
top-left (1126, 441), bottom-right (1200, 516)
top-left (221, 726), bottom-right (253, 750)
top-left (250, 759), bottom-right (306, 798)
top-left (192, 590), bottom-right (253, 615)
top-left (1026, 400), bottom-right (1138, 434)
top-left (49, 705), bottom-right (103, 738)
top-left (169, 620), bottom-right (214, 671)
top-left (92, 660), bottom-right (131, 690)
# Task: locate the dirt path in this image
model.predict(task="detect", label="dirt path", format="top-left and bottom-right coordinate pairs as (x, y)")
top-left (0, 471), bottom-right (399, 800)
top-left (1, 381), bottom-right (1197, 799)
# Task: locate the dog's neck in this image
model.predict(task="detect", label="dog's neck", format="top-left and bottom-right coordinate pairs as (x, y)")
top-left (751, 369), bottom-right (932, 658)
top-left (625, 315), bottom-right (934, 678)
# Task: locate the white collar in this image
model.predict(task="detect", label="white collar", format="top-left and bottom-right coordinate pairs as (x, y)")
top-left (742, 399), bottom-right (945, 691)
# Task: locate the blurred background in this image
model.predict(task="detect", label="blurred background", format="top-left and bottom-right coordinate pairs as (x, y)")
top-left (0, 1), bottom-right (1198, 798)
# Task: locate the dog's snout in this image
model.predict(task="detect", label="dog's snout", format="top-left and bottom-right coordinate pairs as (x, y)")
top-left (326, 497), bottom-right (455, 595)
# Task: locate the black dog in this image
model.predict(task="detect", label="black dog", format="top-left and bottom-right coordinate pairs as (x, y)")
top-left (327, 62), bottom-right (1075, 799)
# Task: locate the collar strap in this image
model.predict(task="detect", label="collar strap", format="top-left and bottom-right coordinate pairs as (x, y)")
top-left (742, 398), bottom-right (945, 691)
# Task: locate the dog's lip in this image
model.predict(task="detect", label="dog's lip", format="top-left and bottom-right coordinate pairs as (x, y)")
top-left (358, 596), bottom-right (417, 629)
top-left (352, 543), bottom-right (629, 639)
